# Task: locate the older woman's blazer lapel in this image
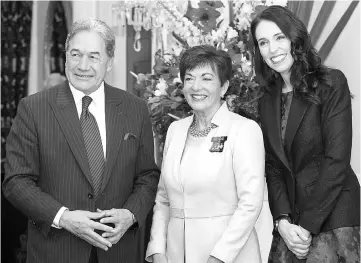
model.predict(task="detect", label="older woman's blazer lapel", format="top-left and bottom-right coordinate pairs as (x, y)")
top-left (262, 79), bottom-right (291, 171)
top-left (171, 116), bottom-right (193, 192)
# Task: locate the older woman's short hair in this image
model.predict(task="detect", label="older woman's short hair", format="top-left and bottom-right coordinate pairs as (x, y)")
top-left (65, 18), bottom-right (116, 58)
top-left (179, 45), bottom-right (232, 86)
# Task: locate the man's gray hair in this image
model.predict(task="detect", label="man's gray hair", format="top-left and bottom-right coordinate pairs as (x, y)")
top-left (65, 18), bottom-right (116, 58)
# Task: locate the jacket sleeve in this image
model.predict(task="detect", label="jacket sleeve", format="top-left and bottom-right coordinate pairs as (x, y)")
top-left (2, 98), bottom-right (63, 237)
top-left (145, 122), bottom-right (175, 262)
top-left (210, 120), bottom-right (265, 263)
top-left (122, 101), bottom-right (161, 226)
top-left (299, 70), bottom-right (353, 234)
top-left (265, 151), bottom-right (292, 221)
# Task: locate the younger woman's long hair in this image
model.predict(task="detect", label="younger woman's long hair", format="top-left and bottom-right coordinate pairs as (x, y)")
top-left (250, 5), bottom-right (331, 104)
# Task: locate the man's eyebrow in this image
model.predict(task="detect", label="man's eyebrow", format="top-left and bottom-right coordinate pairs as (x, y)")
top-left (69, 48), bottom-right (80, 53)
top-left (89, 52), bottom-right (101, 56)
top-left (68, 49), bottom-right (101, 56)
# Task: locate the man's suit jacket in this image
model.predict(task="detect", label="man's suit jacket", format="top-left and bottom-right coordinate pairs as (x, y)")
top-left (259, 69), bottom-right (360, 235)
top-left (3, 82), bottom-right (160, 263)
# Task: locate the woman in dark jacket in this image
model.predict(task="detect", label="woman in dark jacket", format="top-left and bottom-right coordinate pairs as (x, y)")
top-left (250, 5), bottom-right (360, 263)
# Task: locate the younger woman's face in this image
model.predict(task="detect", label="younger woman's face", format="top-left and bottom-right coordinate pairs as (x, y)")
top-left (255, 20), bottom-right (294, 79)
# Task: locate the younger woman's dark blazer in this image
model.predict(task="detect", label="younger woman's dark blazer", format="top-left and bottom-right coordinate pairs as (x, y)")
top-left (259, 69), bottom-right (360, 235)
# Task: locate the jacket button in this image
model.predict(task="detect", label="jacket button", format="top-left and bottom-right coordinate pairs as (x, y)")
top-left (88, 193), bottom-right (93, 199)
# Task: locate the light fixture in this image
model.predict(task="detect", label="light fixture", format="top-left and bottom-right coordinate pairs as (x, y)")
top-left (111, 0), bottom-right (188, 52)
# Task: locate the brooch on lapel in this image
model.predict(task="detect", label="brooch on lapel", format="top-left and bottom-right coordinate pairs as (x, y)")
top-left (209, 136), bottom-right (227, 152)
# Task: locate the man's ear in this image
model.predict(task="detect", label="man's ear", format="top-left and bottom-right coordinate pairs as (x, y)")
top-left (106, 57), bottom-right (114, 72)
top-left (221, 80), bottom-right (229, 98)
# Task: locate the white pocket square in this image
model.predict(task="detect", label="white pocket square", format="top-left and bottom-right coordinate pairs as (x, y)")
top-left (124, 133), bottom-right (137, 140)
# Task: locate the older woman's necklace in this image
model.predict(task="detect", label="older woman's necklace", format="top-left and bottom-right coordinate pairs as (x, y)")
top-left (189, 118), bottom-right (217, 137)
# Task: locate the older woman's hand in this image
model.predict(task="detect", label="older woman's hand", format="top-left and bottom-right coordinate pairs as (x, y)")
top-left (278, 220), bottom-right (312, 258)
top-left (152, 253), bottom-right (167, 263)
top-left (206, 256), bottom-right (224, 263)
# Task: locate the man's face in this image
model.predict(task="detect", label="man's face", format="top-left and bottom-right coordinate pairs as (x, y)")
top-left (65, 30), bottom-right (113, 94)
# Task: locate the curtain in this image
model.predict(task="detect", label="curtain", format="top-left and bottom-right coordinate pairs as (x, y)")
top-left (28, 1), bottom-right (72, 95)
top-left (44, 1), bottom-right (69, 79)
top-left (1, 3), bottom-right (33, 262)
top-left (1, 1), bottom-right (32, 166)
top-left (288, 0), bottom-right (359, 61)
top-left (287, 1), bottom-right (314, 28)
top-left (309, 1), bottom-right (336, 45)
top-left (318, 1), bottom-right (359, 61)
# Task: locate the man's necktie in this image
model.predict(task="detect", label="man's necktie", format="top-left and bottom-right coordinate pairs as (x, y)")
top-left (80, 96), bottom-right (104, 197)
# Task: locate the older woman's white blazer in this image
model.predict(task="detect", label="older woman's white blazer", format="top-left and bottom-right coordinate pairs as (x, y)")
top-left (146, 103), bottom-right (265, 263)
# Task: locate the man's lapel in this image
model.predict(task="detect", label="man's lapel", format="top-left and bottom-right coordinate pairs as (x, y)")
top-left (101, 84), bottom-right (127, 192)
top-left (49, 82), bottom-right (93, 185)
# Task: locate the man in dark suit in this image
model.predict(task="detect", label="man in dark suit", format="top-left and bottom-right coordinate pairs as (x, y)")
top-left (3, 18), bottom-right (160, 263)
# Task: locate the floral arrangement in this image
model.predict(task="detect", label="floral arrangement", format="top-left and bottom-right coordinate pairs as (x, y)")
top-left (133, 0), bottom-right (287, 154)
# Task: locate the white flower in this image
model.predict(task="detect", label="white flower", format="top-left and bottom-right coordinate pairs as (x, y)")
top-left (156, 78), bottom-right (168, 95)
top-left (177, 27), bottom-right (188, 38)
top-left (204, 34), bottom-right (215, 45)
top-left (216, 42), bottom-right (226, 51)
top-left (271, 0), bottom-right (288, 7)
top-left (211, 26), bottom-right (227, 43)
top-left (163, 54), bottom-right (173, 63)
top-left (264, 0), bottom-right (274, 6)
top-left (236, 41), bottom-right (245, 51)
top-left (242, 3), bottom-right (253, 15)
top-left (187, 36), bottom-right (195, 46)
top-left (172, 43), bottom-right (183, 57)
top-left (154, 90), bottom-right (162, 96)
top-left (226, 27), bottom-right (238, 41)
top-left (190, 0), bottom-right (200, 8)
top-left (175, 21), bottom-right (183, 28)
top-left (192, 36), bottom-right (201, 46)
top-left (241, 61), bottom-right (253, 76)
top-left (236, 17), bottom-right (250, 31)
top-left (173, 77), bottom-right (182, 84)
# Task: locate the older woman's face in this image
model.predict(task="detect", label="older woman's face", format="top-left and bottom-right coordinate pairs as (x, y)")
top-left (255, 20), bottom-right (294, 79)
top-left (183, 64), bottom-right (228, 116)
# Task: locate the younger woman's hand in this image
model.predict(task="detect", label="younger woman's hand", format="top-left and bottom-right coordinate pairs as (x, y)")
top-left (278, 220), bottom-right (311, 258)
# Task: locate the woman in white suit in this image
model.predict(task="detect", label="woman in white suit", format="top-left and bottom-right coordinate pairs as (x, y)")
top-left (146, 45), bottom-right (265, 263)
